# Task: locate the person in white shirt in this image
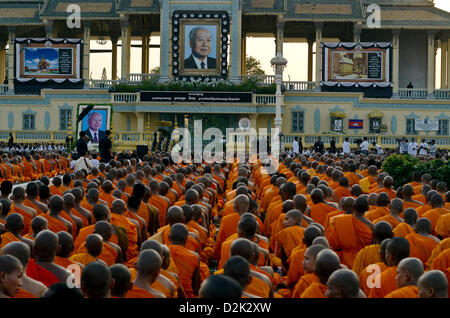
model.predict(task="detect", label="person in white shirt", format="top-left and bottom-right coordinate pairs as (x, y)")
top-left (302, 148), bottom-right (310, 156)
top-left (342, 137), bottom-right (351, 155)
top-left (372, 142), bottom-right (384, 155)
top-left (90, 153), bottom-right (100, 168)
top-left (429, 140), bottom-right (437, 157)
top-left (360, 137), bottom-right (369, 155)
top-left (292, 137), bottom-right (300, 155)
top-left (418, 139), bottom-right (429, 156)
top-left (74, 153), bottom-right (93, 172)
top-left (408, 138), bottom-right (418, 157)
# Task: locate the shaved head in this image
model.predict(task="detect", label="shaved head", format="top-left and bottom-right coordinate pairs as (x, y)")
top-left (326, 269), bottom-right (360, 298)
top-left (140, 239), bottom-right (163, 256)
top-left (85, 234), bottom-right (103, 257)
top-left (199, 274), bottom-right (242, 298)
top-left (168, 223), bottom-right (188, 245)
top-left (373, 221), bottom-right (393, 244)
top-left (303, 226), bottom-right (322, 247)
top-left (166, 206), bottom-right (184, 225)
top-left (34, 230), bottom-right (59, 261)
top-left (230, 238), bottom-right (254, 262)
top-left (396, 257), bottom-right (424, 288)
top-left (56, 231), bottom-right (75, 258)
top-left (110, 264), bottom-right (131, 298)
top-left (315, 249), bottom-right (341, 284)
top-left (136, 249), bottom-right (162, 278)
top-left (311, 236), bottom-right (329, 248)
top-left (1, 241), bottom-right (31, 267)
top-left (418, 270), bottom-right (448, 298)
top-left (81, 261), bottom-right (112, 298)
top-left (223, 256), bottom-right (251, 289)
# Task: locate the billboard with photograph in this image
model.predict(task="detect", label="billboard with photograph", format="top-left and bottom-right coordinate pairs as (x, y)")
top-left (77, 104), bottom-right (112, 144)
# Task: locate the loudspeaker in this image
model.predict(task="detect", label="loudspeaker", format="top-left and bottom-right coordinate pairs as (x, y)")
top-left (136, 145), bottom-right (149, 160)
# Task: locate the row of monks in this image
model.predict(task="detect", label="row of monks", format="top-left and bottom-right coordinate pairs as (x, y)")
top-left (0, 151), bottom-right (449, 298)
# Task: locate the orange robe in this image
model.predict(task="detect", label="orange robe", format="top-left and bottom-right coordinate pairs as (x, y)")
top-left (78, 242), bottom-right (117, 266)
top-left (365, 206), bottom-right (389, 222)
top-left (125, 286), bottom-right (156, 298)
top-left (40, 214), bottom-right (69, 234)
top-left (274, 225), bottom-right (305, 259)
top-left (23, 198), bottom-right (46, 215)
top-left (264, 199), bottom-right (283, 235)
top-left (385, 285), bottom-right (419, 298)
top-left (69, 253), bottom-right (97, 266)
top-left (73, 224), bottom-right (119, 252)
top-left (99, 192), bottom-right (116, 208)
top-left (300, 282), bottom-right (327, 298)
top-left (422, 208), bottom-right (449, 234)
top-left (326, 214), bottom-right (373, 268)
top-left (159, 225), bottom-right (199, 253)
top-left (436, 214), bottom-right (450, 238)
top-left (309, 202), bottom-right (339, 225)
top-left (431, 249), bottom-right (450, 275)
top-left (49, 185), bottom-right (63, 197)
top-left (25, 259), bottom-right (60, 287)
top-left (373, 214), bottom-right (402, 230)
top-left (369, 265), bottom-right (398, 298)
top-left (360, 262), bottom-right (388, 296)
top-left (352, 244), bottom-right (381, 276)
top-left (168, 244), bottom-right (199, 298)
top-left (426, 238), bottom-right (450, 269)
top-left (214, 212), bottom-right (241, 260)
top-left (54, 256), bottom-right (79, 270)
top-left (149, 195), bottom-right (169, 227)
top-left (218, 234), bottom-right (268, 269)
top-left (8, 204), bottom-right (33, 235)
top-left (292, 273), bottom-right (319, 298)
top-left (110, 214), bottom-right (138, 261)
top-left (286, 246), bottom-right (306, 287)
top-left (0, 232), bottom-right (20, 249)
top-left (393, 223), bottom-right (414, 238)
top-left (14, 288), bottom-right (37, 298)
top-left (406, 232), bottom-right (438, 264)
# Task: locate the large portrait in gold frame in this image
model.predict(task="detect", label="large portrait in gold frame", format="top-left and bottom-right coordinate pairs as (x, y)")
top-left (179, 19), bottom-right (221, 76)
top-left (172, 11), bottom-right (230, 81)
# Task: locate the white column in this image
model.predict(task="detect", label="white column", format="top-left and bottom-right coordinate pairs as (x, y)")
top-left (392, 29), bottom-right (400, 97)
top-left (120, 15), bottom-right (131, 81)
top-left (427, 30), bottom-right (435, 98)
top-left (7, 27), bottom-right (15, 94)
top-left (315, 22), bottom-right (323, 90)
top-left (82, 21), bottom-right (91, 88)
top-left (441, 37), bottom-right (447, 89)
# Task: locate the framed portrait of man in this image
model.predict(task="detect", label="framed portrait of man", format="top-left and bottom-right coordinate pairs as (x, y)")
top-left (77, 104), bottom-right (112, 144)
top-left (172, 11), bottom-right (229, 81)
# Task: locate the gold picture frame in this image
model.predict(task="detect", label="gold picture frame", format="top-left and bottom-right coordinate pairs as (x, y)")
top-left (179, 18), bottom-right (222, 76)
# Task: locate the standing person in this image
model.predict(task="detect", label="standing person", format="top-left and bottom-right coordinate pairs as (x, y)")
top-left (399, 138), bottom-right (408, 154)
top-left (342, 137), bottom-right (351, 155)
top-left (7, 133), bottom-right (13, 149)
top-left (99, 130), bottom-right (113, 163)
top-left (76, 131), bottom-right (89, 157)
top-left (314, 137), bottom-right (324, 155)
top-left (372, 142), bottom-right (384, 155)
top-left (329, 137), bottom-right (337, 154)
top-left (418, 139), bottom-right (429, 156)
top-left (360, 137), bottom-right (369, 156)
top-left (408, 138), bottom-right (418, 157)
top-left (429, 140), bottom-right (437, 158)
top-left (292, 137), bottom-right (300, 155)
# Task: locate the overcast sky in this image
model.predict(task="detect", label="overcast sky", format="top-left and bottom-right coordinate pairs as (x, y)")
top-left (90, 0), bottom-right (450, 85)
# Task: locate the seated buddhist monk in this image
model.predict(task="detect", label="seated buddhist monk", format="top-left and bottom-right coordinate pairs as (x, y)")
top-left (24, 182), bottom-right (48, 215)
top-left (92, 221), bottom-right (123, 264)
top-left (365, 193), bottom-right (390, 221)
top-left (369, 237), bottom-right (410, 298)
top-left (49, 177), bottom-right (64, 197)
top-left (62, 193), bottom-right (83, 237)
top-left (385, 257), bottom-right (424, 298)
top-left (80, 261), bottom-right (113, 298)
top-left (8, 187), bottom-right (37, 235)
top-left (402, 185), bottom-right (424, 210)
top-left (110, 264), bottom-right (132, 298)
top-left (168, 223), bottom-right (201, 298)
top-left (422, 194), bottom-right (449, 233)
top-left (393, 208), bottom-right (417, 238)
top-left (0, 254), bottom-right (23, 298)
top-left (326, 196), bottom-right (373, 269)
top-left (28, 230), bottom-right (72, 287)
top-left (149, 180), bottom-right (170, 228)
top-left (374, 198), bottom-right (404, 229)
top-left (214, 194), bottom-right (250, 261)
top-left (70, 234), bottom-right (106, 266)
top-left (54, 231), bottom-right (83, 271)
top-left (126, 196), bottom-right (148, 241)
top-left (417, 270), bottom-right (448, 298)
top-left (406, 218), bottom-right (439, 264)
top-left (126, 249), bottom-right (166, 298)
top-left (41, 196), bottom-right (73, 235)
top-left (70, 187), bottom-right (92, 226)
top-left (199, 274), bottom-right (242, 298)
top-left (24, 216), bottom-right (48, 241)
top-left (274, 209), bottom-right (305, 264)
top-left (332, 177), bottom-right (352, 203)
top-left (309, 189), bottom-right (338, 226)
top-left (326, 269), bottom-right (365, 298)
top-left (0, 213), bottom-right (34, 250)
top-left (353, 221), bottom-right (393, 276)
top-left (110, 199), bottom-right (139, 262)
top-left (22, 155), bottom-right (38, 182)
top-left (301, 249), bottom-right (341, 298)
top-left (99, 180), bottom-right (116, 208)
top-left (223, 255), bottom-right (259, 298)
top-left (292, 244), bottom-right (327, 298)
top-left (1, 241), bottom-right (47, 298)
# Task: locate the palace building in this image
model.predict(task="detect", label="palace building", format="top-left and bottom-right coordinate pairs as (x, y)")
top-left (0, 0), bottom-right (449, 152)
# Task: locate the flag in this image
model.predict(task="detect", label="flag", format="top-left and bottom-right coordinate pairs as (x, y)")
top-left (349, 119), bottom-right (363, 129)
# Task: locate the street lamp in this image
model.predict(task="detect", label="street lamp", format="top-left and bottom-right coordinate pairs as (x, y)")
top-left (270, 52), bottom-right (288, 132)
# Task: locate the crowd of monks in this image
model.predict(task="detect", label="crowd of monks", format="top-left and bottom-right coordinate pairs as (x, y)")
top-left (0, 149), bottom-right (449, 298)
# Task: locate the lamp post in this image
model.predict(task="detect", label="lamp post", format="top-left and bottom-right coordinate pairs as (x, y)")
top-left (270, 53), bottom-right (287, 132)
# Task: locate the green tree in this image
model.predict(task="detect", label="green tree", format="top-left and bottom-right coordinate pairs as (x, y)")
top-left (150, 66), bottom-right (160, 74)
top-left (246, 56), bottom-right (265, 75)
